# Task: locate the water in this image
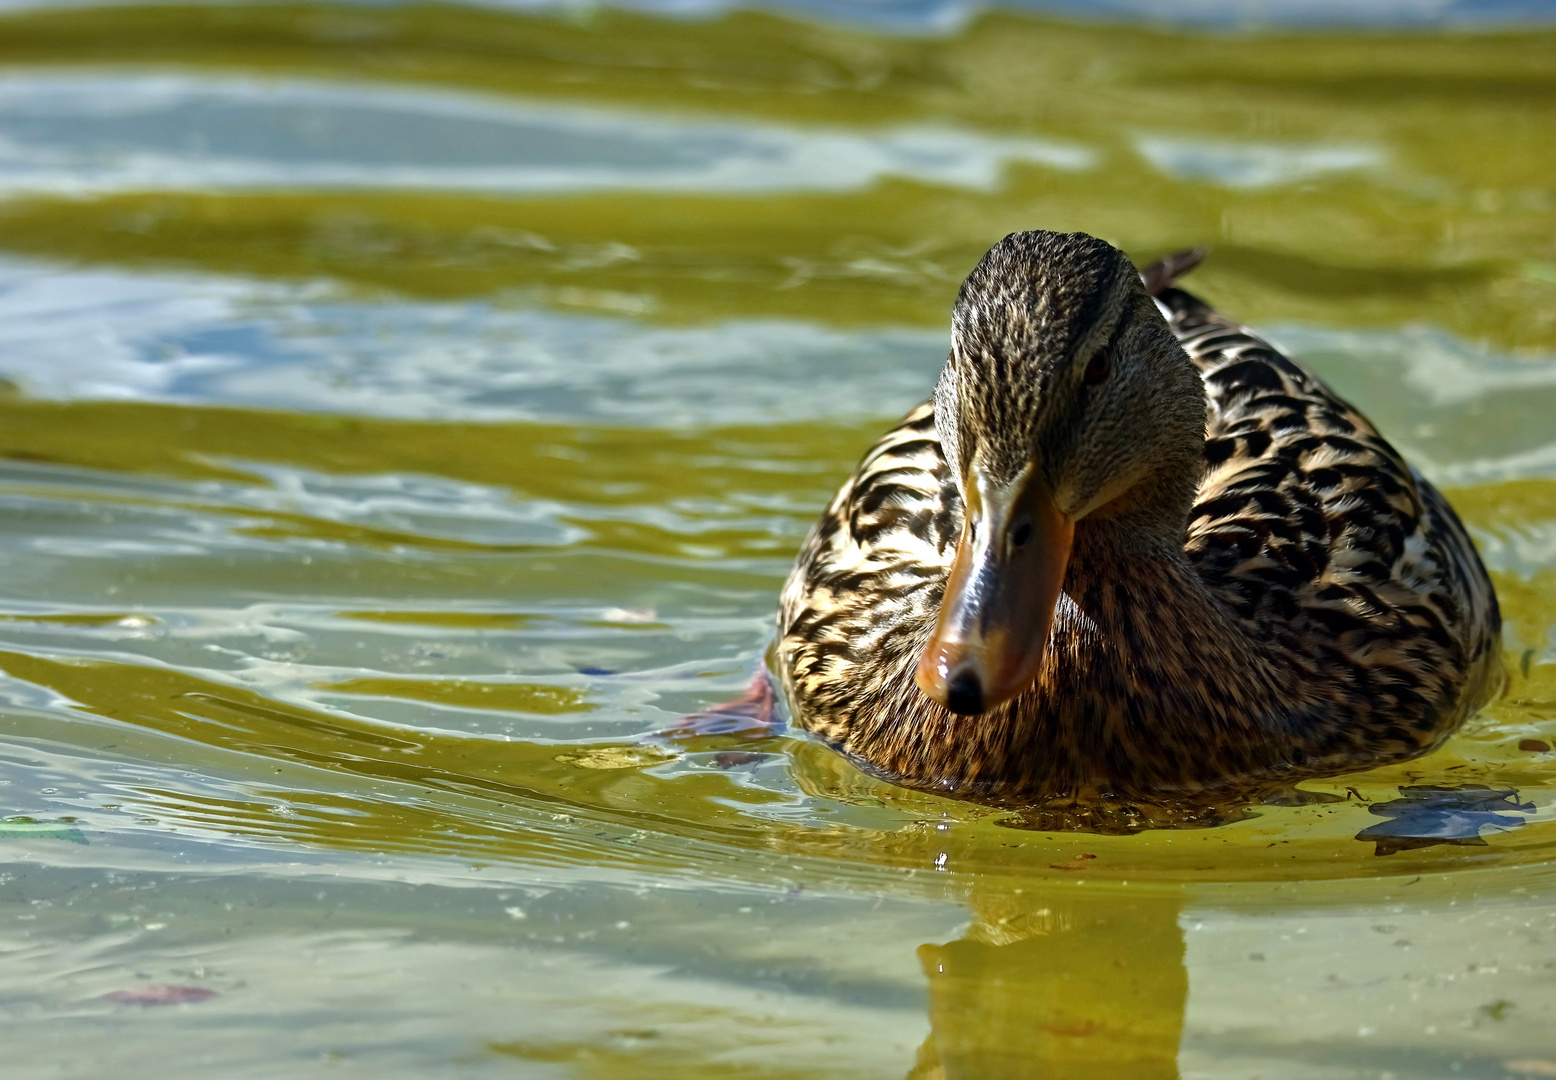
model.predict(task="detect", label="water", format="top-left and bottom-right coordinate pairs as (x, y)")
top-left (0, 4), bottom-right (1554, 1077)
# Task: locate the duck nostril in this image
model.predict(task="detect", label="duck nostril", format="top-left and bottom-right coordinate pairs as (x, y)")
top-left (944, 670), bottom-right (985, 715)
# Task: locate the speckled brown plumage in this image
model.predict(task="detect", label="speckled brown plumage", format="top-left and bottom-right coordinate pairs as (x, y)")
top-left (776, 231), bottom-right (1501, 806)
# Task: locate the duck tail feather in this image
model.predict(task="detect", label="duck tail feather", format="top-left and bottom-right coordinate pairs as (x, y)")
top-left (1139, 247), bottom-right (1209, 296)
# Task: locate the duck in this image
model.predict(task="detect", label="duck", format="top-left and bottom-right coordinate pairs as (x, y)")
top-left (775, 230), bottom-right (1501, 806)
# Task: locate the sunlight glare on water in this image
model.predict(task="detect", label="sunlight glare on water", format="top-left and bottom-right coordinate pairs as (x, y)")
top-left (0, 2), bottom-right (1554, 1077)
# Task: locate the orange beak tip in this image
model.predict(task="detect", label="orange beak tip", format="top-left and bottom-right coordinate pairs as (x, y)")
top-left (914, 476), bottom-right (1075, 717)
top-left (914, 647), bottom-right (950, 703)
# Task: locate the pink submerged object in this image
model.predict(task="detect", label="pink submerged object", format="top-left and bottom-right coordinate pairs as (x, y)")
top-left (103, 984), bottom-right (219, 1006)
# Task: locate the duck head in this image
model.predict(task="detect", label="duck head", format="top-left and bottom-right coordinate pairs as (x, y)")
top-left (915, 230), bottom-right (1207, 716)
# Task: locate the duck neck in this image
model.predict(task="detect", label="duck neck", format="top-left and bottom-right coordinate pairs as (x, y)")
top-left (1061, 505), bottom-right (1296, 730)
top-left (1055, 357), bottom-right (1232, 650)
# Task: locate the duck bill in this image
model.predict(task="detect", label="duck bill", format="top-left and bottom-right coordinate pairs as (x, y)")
top-left (914, 474), bottom-right (1074, 715)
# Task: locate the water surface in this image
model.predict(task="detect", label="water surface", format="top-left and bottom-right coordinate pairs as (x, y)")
top-left (1, 5), bottom-right (1555, 1078)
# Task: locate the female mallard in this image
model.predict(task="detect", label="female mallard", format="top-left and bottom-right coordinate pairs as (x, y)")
top-left (776, 230), bottom-right (1500, 804)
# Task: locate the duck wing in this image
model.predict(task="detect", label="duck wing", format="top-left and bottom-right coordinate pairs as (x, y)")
top-left (777, 401), bottom-right (958, 734)
top-left (1153, 278), bottom-right (1501, 747)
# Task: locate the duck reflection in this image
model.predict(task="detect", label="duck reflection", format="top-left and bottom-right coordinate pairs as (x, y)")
top-left (910, 888), bottom-right (1186, 1080)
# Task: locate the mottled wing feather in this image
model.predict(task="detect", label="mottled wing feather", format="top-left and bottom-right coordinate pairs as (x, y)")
top-left (779, 402), bottom-right (957, 730)
top-left (1160, 287), bottom-right (1500, 742)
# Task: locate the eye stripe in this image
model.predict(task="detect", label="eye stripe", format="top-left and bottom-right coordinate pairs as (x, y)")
top-left (1079, 293), bottom-right (1136, 385)
top-left (1066, 255), bottom-right (1125, 357)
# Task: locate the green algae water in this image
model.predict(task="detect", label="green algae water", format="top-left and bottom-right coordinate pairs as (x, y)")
top-left (0, 4), bottom-right (1555, 1076)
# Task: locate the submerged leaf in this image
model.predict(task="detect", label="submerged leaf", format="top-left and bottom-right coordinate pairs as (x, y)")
top-left (554, 746), bottom-right (674, 770)
top-left (0, 817), bottom-right (87, 845)
top-left (1355, 785), bottom-right (1535, 856)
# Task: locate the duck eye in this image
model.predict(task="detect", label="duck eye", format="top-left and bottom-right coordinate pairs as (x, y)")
top-left (1083, 351), bottom-right (1111, 385)
top-left (1010, 519), bottom-right (1032, 550)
